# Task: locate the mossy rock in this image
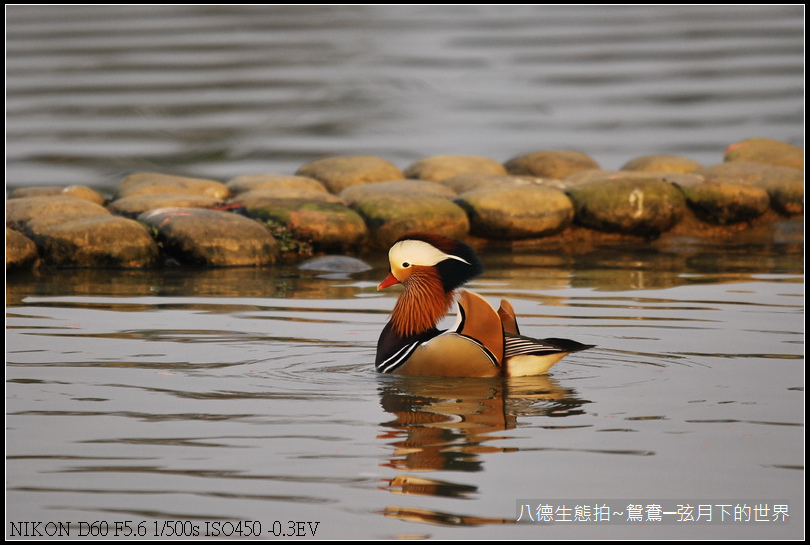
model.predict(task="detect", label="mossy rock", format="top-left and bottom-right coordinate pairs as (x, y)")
top-left (505, 150), bottom-right (600, 179)
top-left (404, 155), bottom-right (507, 182)
top-left (243, 198), bottom-right (367, 252)
top-left (454, 185), bottom-right (574, 239)
top-left (621, 154), bottom-right (702, 174)
top-left (349, 193), bottom-right (469, 249)
top-left (118, 172), bottom-right (230, 199)
top-left (566, 174), bottom-right (686, 238)
top-left (295, 155), bottom-right (404, 193)
top-left (231, 188), bottom-right (344, 208)
top-left (724, 138), bottom-right (803, 169)
top-left (28, 215), bottom-right (160, 268)
top-left (138, 208), bottom-right (278, 267)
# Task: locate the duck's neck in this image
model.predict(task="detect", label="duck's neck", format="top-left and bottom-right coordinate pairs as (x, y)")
top-left (390, 269), bottom-right (455, 338)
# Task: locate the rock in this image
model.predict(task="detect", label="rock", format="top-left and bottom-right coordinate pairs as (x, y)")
top-left (61, 185), bottom-right (107, 205)
top-left (755, 167), bottom-right (804, 216)
top-left (621, 154), bottom-right (702, 173)
top-left (138, 208), bottom-right (278, 267)
top-left (566, 172), bottom-right (686, 238)
top-left (695, 162), bottom-right (804, 216)
top-left (242, 198), bottom-right (367, 252)
top-left (6, 228), bottom-right (38, 270)
top-left (231, 188), bottom-right (344, 208)
top-left (26, 215), bottom-right (159, 268)
top-left (724, 138), bottom-right (803, 169)
top-left (117, 172), bottom-right (230, 199)
top-left (440, 173), bottom-right (544, 194)
top-left (295, 155), bottom-right (404, 193)
top-left (454, 185), bottom-right (574, 239)
top-left (108, 193), bottom-right (225, 218)
top-left (504, 150), bottom-right (600, 179)
top-left (339, 179), bottom-right (456, 207)
top-left (225, 173), bottom-right (327, 195)
top-left (349, 192), bottom-right (469, 249)
top-left (403, 155), bottom-right (507, 182)
top-left (6, 196), bottom-right (110, 229)
top-left (298, 255), bottom-right (372, 273)
top-left (8, 186), bottom-right (64, 199)
top-left (670, 177), bottom-right (771, 225)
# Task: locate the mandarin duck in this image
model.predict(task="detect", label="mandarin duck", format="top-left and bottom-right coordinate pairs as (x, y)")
top-left (376, 232), bottom-right (593, 377)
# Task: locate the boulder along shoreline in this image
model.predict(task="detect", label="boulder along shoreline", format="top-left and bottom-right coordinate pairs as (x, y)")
top-left (6, 137), bottom-right (804, 270)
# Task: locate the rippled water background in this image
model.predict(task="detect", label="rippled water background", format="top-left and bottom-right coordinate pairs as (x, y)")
top-left (5, 5), bottom-right (805, 540)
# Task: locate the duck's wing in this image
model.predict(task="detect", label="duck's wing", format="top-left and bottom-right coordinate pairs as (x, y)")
top-left (454, 290), bottom-right (504, 366)
top-left (497, 299), bottom-right (520, 335)
top-left (504, 334), bottom-right (596, 377)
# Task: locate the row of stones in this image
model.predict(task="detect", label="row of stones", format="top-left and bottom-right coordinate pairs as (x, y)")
top-left (6, 137), bottom-right (804, 270)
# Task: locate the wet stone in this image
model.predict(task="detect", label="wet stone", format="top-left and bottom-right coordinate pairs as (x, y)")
top-left (349, 192), bottom-right (469, 249)
top-left (108, 193), bottom-right (226, 218)
top-left (440, 173), bottom-right (544, 194)
top-left (27, 215), bottom-right (159, 268)
top-left (6, 228), bottom-right (38, 270)
top-left (504, 150), bottom-right (600, 179)
top-left (339, 179), bottom-right (456, 207)
top-left (695, 162), bottom-right (805, 216)
top-left (225, 174), bottom-right (327, 195)
top-left (621, 154), bottom-right (702, 173)
top-left (724, 137), bottom-right (804, 169)
top-left (454, 185), bottom-right (574, 239)
top-left (566, 173), bottom-right (687, 238)
top-left (670, 177), bottom-right (771, 225)
top-left (6, 196), bottom-right (111, 230)
top-left (231, 188), bottom-right (344, 208)
top-left (8, 186), bottom-right (64, 199)
top-left (403, 155), bottom-right (507, 182)
top-left (295, 155), bottom-right (404, 193)
top-left (241, 198), bottom-right (367, 252)
top-left (117, 172), bottom-right (230, 199)
top-left (138, 208), bottom-right (278, 267)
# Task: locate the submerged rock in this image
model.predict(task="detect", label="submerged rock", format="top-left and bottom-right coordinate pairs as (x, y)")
top-left (455, 185), bottom-right (574, 239)
top-left (566, 172), bottom-right (686, 238)
top-left (724, 138), bottom-right (803, 169)
top-left (505, 150), bottom-right (600, 179)
top-left (138, 208), bottom-right (278, 267)
top-left (295, 155), bottom-right (404, 193)
top-left (404, 155), bottom-right (507, 182)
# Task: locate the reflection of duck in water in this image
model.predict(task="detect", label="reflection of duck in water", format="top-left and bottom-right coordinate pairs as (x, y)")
top-left (376, 232), bottom-right (593, 377)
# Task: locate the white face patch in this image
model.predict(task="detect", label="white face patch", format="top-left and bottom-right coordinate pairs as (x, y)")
top-left (389, 239), bottom-right (470, 272)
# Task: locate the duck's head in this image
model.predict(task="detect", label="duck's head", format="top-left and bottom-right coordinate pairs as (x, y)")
top-left (378, 232), bottom-right (483, 293)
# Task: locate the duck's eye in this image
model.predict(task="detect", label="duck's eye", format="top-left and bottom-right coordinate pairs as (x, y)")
top-left (402, 262), bottom-right (410, 268)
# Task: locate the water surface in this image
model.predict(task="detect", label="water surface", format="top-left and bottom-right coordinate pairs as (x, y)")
top-left (6, 244), bottom-right (804, 539)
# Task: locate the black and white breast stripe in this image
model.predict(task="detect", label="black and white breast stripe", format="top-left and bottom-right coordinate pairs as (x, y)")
top-left (376, 339), bottom-right (424, 373)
